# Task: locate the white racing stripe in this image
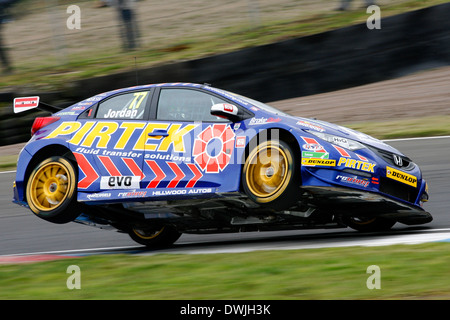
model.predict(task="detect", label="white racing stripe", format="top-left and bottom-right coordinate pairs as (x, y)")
top-left (2, 229), bottom-right (450, 258)
top-left (159, 230), bottom-right (450, 255)
top-left (0, 245), bottom-right (141, 258)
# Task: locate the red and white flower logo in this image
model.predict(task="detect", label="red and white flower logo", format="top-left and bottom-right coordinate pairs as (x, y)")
top-left (193, 124), bottom-right (235, 173)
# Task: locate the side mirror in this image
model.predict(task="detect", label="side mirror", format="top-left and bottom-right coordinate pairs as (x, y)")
top-left (210, 103), bottom-right (240, 122)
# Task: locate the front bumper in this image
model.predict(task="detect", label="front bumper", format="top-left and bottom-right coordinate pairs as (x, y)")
top-left (301, 186), bottom-right (432, 225)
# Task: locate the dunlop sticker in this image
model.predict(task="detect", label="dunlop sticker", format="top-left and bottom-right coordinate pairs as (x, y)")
top-left (386, 166), bottom-right (417, 188)
top-left (301, 158), bottom-right (336, 167)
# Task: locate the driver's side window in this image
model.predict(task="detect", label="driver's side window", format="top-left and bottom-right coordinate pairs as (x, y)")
top-left (157, 88), bottom-right (228, 122)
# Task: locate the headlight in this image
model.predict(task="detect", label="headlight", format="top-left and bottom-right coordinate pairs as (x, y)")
top-left (305, 130), bottom-right (366, 151)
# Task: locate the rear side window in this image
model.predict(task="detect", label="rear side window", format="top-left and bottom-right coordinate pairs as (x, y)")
top-left (96, 91), bottom-right (150, 120)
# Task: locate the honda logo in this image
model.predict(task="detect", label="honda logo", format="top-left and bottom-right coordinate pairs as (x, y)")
top-left (393, 154), bottom-right (403, 167)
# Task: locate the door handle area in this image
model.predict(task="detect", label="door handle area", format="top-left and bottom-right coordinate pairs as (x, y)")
top-left (148, 130), bottom-right (169, 137)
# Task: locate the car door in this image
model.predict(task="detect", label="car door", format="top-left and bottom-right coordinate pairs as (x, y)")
top-left (141, 86), bottom-right (241, 197)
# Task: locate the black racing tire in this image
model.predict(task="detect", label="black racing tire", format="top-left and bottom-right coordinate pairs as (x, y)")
top-left (342, 216), bottom-right (396, 232)
top-left (129, 226), bottom-right (181, 248)
top-left (242, 139), bottom-right (300, 210)
top-left (25, 156), bottom-right (81, 224)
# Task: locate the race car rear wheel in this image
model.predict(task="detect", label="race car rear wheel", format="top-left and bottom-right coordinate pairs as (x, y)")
top-left (129, 226), bottom-right (181, 247)
top-left (342, 216), bottom-right (396, 232)
top-left (26, 156), bottom-right (81, 224)
top-left (242, 139), bottom-right (299, 209)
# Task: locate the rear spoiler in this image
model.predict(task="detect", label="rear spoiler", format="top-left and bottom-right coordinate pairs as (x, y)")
top-left (13, 96), bottom-right (63, 114)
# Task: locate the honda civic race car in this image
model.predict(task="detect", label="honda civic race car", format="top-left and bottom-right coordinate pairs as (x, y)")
top-left (12, 83), bottom-right (432, 247)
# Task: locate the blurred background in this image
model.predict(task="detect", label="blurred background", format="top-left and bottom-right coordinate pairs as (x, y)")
top-left (1, 0), bottom-right (355, 72)
top-left (1, 0), bottom-right (446, 86)
top-left (0, 0), bottom-right (449, 145)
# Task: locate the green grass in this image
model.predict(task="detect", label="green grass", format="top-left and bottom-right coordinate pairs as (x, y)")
top-left (1, 243), bottom-right (450, 299)
top-left (345, 115), bottom-right (450, 140)
top-left (0, 155), bottom-right (18, 171)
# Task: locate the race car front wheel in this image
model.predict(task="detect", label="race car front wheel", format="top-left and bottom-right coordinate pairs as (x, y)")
top-left (26, 156), bottom-right (81, 224)
top-left (129, 226), bottom-right (181, 247)
top-left (242, 139), bottom-right (300, 209)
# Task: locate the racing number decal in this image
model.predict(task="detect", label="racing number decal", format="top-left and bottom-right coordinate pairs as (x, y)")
top-left (129, 92), bottom-right (148, 110)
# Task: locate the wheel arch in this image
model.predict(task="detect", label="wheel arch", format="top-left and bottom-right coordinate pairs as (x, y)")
top-left (24, 144), bottom-right (77, 200)
top-left (239, 127), bottom-right (302, 192)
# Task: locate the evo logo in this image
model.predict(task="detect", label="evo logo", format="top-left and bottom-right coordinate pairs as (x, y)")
top-left (100, 176), bottom-right (140, 189)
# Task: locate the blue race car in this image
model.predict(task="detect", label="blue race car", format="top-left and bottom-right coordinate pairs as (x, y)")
top-left (12, 83), bottom-right (432, 247)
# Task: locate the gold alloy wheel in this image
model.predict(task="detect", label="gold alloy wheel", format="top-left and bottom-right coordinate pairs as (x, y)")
top-left (244, 141), bottom-right (292, 203)
top-left (27, 158), bottom-right (74, 213)
top-left (133, 227), bottom-right (165, 240)
top-left (129, 226), bottom-right (182, 247)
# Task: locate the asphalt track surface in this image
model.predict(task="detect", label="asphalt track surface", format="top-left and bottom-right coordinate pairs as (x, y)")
top-left (0, 137), bottom-right (449, 257)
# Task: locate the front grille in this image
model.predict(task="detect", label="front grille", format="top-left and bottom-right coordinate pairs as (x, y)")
top-left (365, 145), bottom-right (415, 170)
top-left (379, 177), bottom-right (419, 203)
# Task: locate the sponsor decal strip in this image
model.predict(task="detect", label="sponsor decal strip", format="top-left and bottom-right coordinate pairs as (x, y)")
top-left (336, 175), bottom-right (370, 188)
top-left (248, 117), bottom-right (281, 125)
top-left (100, 176), bottom-right (140, 189)
top-left (167, 162), bottom-right (185, 188)
top-left (73, 153), bottom-right (99, 189)
top-left (122, 157), bottom-right (145, 180)
top-left (296, 120), bottom-right (324, 132)
top-left (301, 136), bottom-right (321, 147)
top-left (186, 163), bottom-right (203, 188)
top-left (145, 160), bottom-right (166, 189)
top-left (301, 137), bottom-right (330, 159)
top-left (45, 121), bottom-right (198, 153)
top-left (386, 166), bottom-right (418, 188)
top-left (235, 136), bottom-right (246, 148)
top-left (356, 154), bottom-right (369, 161)
top-left (301, 158), bottom-right (336, 167)
top-left (333, 145), bottom-right (351, 157)
top-left (98, 155), bottom-right (121, 176)
top-left (74, 154), bottom-right (205, 190)
top-left (337, 157), bottom-right (376, 173)
top-left (13, 96), bottom-right (40, 113)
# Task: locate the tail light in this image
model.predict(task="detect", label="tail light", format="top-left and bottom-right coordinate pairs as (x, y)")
top-left (31, 116), bottom-right (60, 136)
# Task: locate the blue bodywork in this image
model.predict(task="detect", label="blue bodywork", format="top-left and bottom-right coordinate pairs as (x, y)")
top-left (13, 83), bottom-right (432, 232)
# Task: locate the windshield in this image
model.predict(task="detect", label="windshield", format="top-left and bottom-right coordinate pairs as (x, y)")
top-left (208, 86), bottom-right (291, 116)
top-left (239, 95), bottom-right (290, 116)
